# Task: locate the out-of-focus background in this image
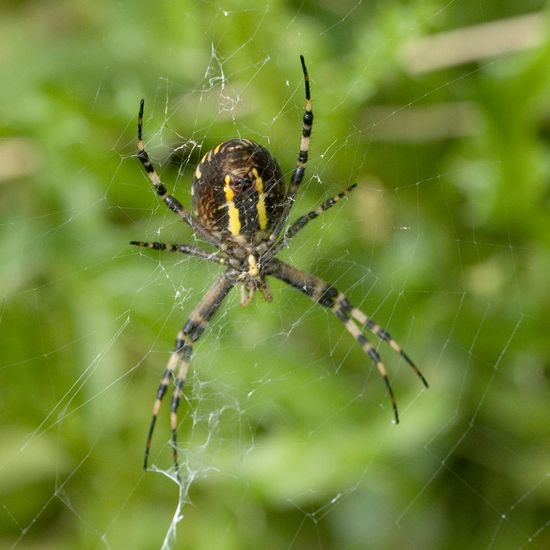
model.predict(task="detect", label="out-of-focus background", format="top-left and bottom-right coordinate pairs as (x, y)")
top-left (1, 1), bottom-right (549, 548)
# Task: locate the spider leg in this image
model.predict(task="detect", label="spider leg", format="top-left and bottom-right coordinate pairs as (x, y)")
top-left (143, 272), bottom-right (234, 477)
top-left (272, 183), bottom-right (358, 254)
top-left (130, 240), bottom-right (226, 266)
top-left (350, 308), bottom-right (429, 388)
top-left (137, 100), bottom-right (219, 245)
top-left (269, 55), bottom-right (313, 241)
top-left (268, 259), bottom-right (428, 423)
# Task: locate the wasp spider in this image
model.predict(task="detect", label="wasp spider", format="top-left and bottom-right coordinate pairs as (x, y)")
top-left (132, 56), bottom-right (428, 478)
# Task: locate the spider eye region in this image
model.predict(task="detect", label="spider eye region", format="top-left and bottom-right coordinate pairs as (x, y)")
top-left (192, 139), bottom-right (285, 240)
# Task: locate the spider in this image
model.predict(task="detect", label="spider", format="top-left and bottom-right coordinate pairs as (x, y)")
top-left (133, 56), bottom-right (428, 477)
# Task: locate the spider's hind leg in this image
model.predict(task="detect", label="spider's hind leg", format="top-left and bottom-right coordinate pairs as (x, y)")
top-left (136, 100), bottom-right (219, 246)
top-left (137, 100), bottom-right (194, 226)
top-left (268, 55), bottom-right (314, 241)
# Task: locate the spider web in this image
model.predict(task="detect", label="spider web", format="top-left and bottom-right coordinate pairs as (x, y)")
top-left (1, 1), bottom-right (549, 549)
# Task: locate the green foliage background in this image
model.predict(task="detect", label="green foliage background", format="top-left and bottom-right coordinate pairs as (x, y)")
top-left (1, 1), bottom-right (549, 548)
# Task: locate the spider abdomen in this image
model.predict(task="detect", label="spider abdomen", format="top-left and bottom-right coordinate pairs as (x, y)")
top-left (192, 139), bottom-right (285, 241)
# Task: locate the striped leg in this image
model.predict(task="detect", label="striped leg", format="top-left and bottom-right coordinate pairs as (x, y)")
top-left (137, 100), bottom-right (218, 245)
top-left (350, 308), bottom-right (428, 388)
top-left (273, 183), bottom-right (358, 253)
top-left (269, 55), bottom-right (314, 241)
top-left (144, 273), bottom-right (235, 477)
top-left (130, 240), bottom-right (226, 266)
top-left (269, 259), bottom-right (428, 423)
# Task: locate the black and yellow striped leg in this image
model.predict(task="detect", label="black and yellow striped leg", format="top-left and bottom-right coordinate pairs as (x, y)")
top-left (143, 273), bottom-right (235, 478)
top-left (350, 308), bottom-right (429, 388)
top-left (269, 55), bottom-right (314, 241)
top-left (273, 183), bottom-right (358, 254)
top-left (269, 259), bottom-right (428, 423)
top-left (130, 240), bottom-right (226, 266)
top-left (137, 100), bottom-right (219, 246)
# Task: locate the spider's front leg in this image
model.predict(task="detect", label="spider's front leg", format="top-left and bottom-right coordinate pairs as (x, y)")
top-left (144, 272), bottom-right (234, 478)
top-left (268, 259), bottom-right (428, 423)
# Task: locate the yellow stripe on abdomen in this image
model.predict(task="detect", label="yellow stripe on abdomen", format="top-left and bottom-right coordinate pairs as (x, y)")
top-left (223, 175), bottom-right (241, 236)
top-left (252, 168), bottom-right (268, 230)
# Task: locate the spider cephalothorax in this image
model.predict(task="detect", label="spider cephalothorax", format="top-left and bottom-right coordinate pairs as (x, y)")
top-left (132, 56), bottom-right (428, 479)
